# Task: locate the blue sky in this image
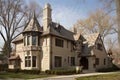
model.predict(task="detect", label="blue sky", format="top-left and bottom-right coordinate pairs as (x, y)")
top-left (26, 0), bottom-right (103, 28)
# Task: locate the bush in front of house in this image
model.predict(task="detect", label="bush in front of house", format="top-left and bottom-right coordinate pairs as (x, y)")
top-left (45, 69), bottom-right (81, 75)
top-left (22, 69), bottom-right (40, 74)
top-left (7, 68), bottom-right (20, 73)
top-left (7, 69), bottom-right (40, 74)
top-left (0, 64), bottom-right (8, 72)
top-left (96, 65), bottom-right (120, 72)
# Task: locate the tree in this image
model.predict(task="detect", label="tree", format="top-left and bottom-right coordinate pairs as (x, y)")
top-left (71, 9), bottom-right (116, 42)
top-left (0, 0), bottom-right (27, 56)
top-left (2, 42), bottom-right (8, 56)
top-left (115, 0), bottom-right (120, 47)
top-left (27, 0), bottom-right (43, 20)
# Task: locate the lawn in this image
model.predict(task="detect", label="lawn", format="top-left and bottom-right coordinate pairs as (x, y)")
top-left (0, 73), bottom-right (53, 79)
top-left (76, 73), bottom-right (120, 80)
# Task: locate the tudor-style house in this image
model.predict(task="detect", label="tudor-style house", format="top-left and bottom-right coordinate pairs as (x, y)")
top-left (9, 3), bottom-right (112, 71)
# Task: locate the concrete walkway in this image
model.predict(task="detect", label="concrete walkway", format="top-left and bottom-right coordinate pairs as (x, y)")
top-left (30, 71), bottom-right (120, 80)
top-left (0, 71), bottom-right (119, 80)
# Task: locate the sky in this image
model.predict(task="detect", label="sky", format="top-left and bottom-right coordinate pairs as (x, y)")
top-left (26, 0), bottom-right (103, 28)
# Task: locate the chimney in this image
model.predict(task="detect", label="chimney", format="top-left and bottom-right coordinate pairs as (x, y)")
top-left (43, 3), bottom-right (52, 31)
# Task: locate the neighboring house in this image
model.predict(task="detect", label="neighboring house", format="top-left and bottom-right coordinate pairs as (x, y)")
top-left (9, 3), bottom-right (112, 71)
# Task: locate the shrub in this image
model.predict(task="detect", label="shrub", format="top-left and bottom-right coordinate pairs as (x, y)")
top-left (96, 65), bottom-right (120, 72)
top-left (45, 69), bottom-right (79, 75)
top-left (0, 64), bottom-right (8, 72)
top-left (6, 69), bottom-right (40, 74)
top-left (7, 68), bottom-right (20, 73)
top-left (21, 70), bottom-right (40, 74)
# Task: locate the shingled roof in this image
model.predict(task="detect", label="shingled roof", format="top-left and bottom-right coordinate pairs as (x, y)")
top-left (42, 22), bottom-right (75, 41)
top-left (23, 13), bottom-right (42, 33)
top-left (12, 34), bottom-right (23, 43)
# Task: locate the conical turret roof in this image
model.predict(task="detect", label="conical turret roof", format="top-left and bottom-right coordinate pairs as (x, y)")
top-left (23, 13), bottom-right (42, 33)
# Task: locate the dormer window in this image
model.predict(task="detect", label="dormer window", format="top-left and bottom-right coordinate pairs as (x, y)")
top-left (97, 43), bottom-right (102, 51)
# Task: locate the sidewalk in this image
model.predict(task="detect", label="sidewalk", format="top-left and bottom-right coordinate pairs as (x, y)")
top-left (31, 71), bottom-right (120, 80)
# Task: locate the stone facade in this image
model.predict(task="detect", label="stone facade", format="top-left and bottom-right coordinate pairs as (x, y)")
top-left (9, 3), bottom-right (112, 72)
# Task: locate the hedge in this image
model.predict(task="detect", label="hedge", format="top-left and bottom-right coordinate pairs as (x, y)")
top-left (45, 69), bottom-right (81, 75)
top-left (6, 69), bottom-right (40, 74)
top-left (96, 65), bottom-right (120, 72)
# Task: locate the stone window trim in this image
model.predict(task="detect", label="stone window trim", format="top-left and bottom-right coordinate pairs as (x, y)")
top-left (25, 56), bottom-right (31, 67)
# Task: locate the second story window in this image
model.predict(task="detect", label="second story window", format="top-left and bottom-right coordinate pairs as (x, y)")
top-left (27, 36), bottom-right (30, 45)
top-left (24, 36), bottom-right (27, 46)
top-left (55, 38), bottom-right (64, 47)
top-left (32, 35), bottom-right (36, 45)
top-left (97, 43), bottom-right (103, 51)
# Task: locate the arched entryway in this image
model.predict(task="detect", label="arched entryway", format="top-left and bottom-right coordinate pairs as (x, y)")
top-left (80, 57), bottom-right (88, 69)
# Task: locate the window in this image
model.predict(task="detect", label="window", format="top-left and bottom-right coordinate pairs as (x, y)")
top-left (97, 43), bottom-right (102, 51)
top-left (68, 56), bottom-right (69, 63)
top-left (25, 56), bottom-right (31, 67)
top-left (32, 35), bottom-right (36, 45)
top-left (38, 37), bottom-right (40, 46)
top-left (104, 58), bottom-right (106, 65)
top-left (71, 57), bottom-right (75, 66)
top-left (24, 36), bottom-right (26, 46)
top-left (95, 58), bottom-right (99, 65)
top-left (55, 38), bottom-right (64, 47)
top-left (82, 45), bottom-right (85, 53)
top-left (27, 36), bottom-right (30, 45)
top-left (32, 56), bottom-right (36, 67)
top-left (54, 56), bottom-right (62, 67)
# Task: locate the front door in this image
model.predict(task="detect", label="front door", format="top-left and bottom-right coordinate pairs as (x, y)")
top-left (80, 57), bottom-right (88, 69)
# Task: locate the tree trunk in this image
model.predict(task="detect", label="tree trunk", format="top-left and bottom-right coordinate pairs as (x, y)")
top-left (115, 0), bottom-right (120, 47)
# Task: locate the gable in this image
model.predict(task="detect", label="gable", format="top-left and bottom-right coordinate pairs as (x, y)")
top-left (94, 35), bottom-right (107, 54)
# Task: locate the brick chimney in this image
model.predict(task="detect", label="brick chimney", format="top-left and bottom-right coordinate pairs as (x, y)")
top-left (43, 3), bottom-right (52, 31)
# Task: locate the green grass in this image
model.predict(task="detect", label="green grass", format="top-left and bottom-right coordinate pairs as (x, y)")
top-left (0, 73), bottom-right (53, 79)
top-left (76, 73), bottom-right (120, 80)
